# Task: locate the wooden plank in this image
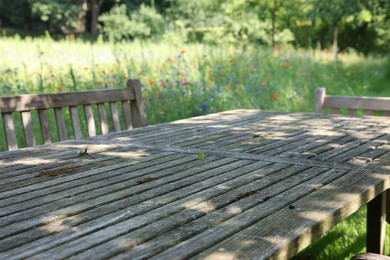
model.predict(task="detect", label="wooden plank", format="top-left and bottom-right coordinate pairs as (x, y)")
top-left (98, 103), bottom-right (109, 134)
top-left (348, 108), bottom-right (357, 116)
top-left (193, 153), bottom-right (390, 260)
top-left (38, 109), bottom-right (51, 145)
top-left (0, 153), bottom-right (191, 212)
top-left (0, 88), bottom-right (135, 113)
top-left (324, 95), bottom-right (390, 111)
top-left (84, 104), bottom-right (96, 137)
top-left (21, 111), bottom-right (35, 147)
top-left (388, 189), bottom-right (390, 224)
top-left (139, 167), bottom-right (348, 260)
top-left (70, 106), bottom-right (82, 139)
top-left (128, 79), bottom-right (147, 128)
top-left (331, 108), bottom-right (340, 114)
top-left (121, 101), bottom-right (133, 130)
top-left (54, 108), bottom-right (68, 141)
top-left (365, 110), bottom-right (374, 116)
top-left (64, 165), bottom-right (315, 260)
top-left (384, 111), bottom-right (390, 117)
top-left (0, 147), bottom-right (171, 195)
top-left (2, 113), bottom-right (18, 150)
top-left (367, 190), bottom-right (386, 254)
top-left (314, 87), bottom-right (326, 113)
top-left (110, 102), bottom-right (121, 132)
top-left (0, 158), bottom-right (250, 257)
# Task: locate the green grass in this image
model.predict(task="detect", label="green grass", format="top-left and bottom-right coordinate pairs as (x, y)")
top-left (0, 36), bottom-right (389, 259)
top-left (294, 206), bottom-right (390, 259)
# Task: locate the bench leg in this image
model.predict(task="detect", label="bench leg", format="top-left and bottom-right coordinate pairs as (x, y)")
top-left (367, 190), bottom-right (386, 254)
top-left (387, 189), bottom-right (390, 224)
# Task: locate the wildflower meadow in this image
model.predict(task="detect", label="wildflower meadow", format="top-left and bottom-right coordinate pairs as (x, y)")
top-left (1, 36), bottom-right (389, 128)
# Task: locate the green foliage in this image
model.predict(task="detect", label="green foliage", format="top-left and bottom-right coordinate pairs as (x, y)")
top-left (0, 0), bottom-right (389, 53)
top-left (28, 0), bottom-right (82, 31)
top-left (0, 1), bottom-right (31, 27)
top-left (197, 151), bottom-right (205, 160)
top-left (99, 4), bottom-right (164, 41)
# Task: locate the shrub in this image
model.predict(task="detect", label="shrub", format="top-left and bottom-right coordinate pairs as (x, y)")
top-left (99, 4), bottom-right (165, 42)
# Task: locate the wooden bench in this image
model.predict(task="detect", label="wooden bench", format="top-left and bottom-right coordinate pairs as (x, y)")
top-left (0, 79), bottom-right (147, 151)
top-left (315, 87), bottom-right (390, 257)
top-left (315, 87), bottom-right (390, 116)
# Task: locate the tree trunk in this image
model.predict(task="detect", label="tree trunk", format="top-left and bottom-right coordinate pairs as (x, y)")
top-left (333, 25), bottom-right (338, 63)
top-left (271, 0), bottom-right (277, 47)
top-left (90, 0), bottom-right (104, 36)
top-left (80, 0), bottom-right (88, 32)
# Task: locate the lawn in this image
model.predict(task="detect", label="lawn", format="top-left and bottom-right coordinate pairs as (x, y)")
top-left (0, 36), bottom-right (389, 259)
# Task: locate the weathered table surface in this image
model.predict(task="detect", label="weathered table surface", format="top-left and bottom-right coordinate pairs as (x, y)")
top-left (0, 109), bottom-right (389, 260)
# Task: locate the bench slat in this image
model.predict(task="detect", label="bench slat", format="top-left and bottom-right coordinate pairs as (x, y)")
top-left (98, 103), bottom-right (109, 134)
top-left (331, 108), bottom-right (339, 114)
top-left (348, 109), bottom-right (356, 116)
top-left (2, 113), bottom-right (18, 150)
top-left (0, 80), bottom-right (146, 151)
top-left (21, 111), bottom-right (35, 147)
top-left (325, 96), bottom-right (390, 111)
top-left (84, 105), bottom-right (96, 137)
top-left (110, 102), bottom-right (121, 132)
top-left (122, 101), bottom-right (133, 130)
top-left (128, 79), bottom-right (147, 128)
top-left (38, 109), bottom-right (51, 145)
top-left (54, 108), bottom-right (68, 141)
top-left (70, 106), bottom-right (82, 139)
top-left (0, 88), bottom-right (135, 113)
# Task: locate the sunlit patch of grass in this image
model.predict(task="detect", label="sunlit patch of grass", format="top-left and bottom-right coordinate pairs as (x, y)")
top-left (294, 206), bottom-right (390, 260)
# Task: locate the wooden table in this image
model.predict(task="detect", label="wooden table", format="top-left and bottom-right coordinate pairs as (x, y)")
top-left (0, 110), bottom-right (389, 260)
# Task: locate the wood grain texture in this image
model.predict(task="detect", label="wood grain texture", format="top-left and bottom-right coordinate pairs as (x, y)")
top-left (21, 111), bottom-right (35, 147)
top-left (367, 190), bottom-right (386, 254)
top-left (128, 79), bottom-right (147, 127)
top-left (38, 109), bottom-right (51, 145)
top-left (54, 108), bottom-right (68, 141)
top-left (314, 87), bottom-right (326, 113)
top-left (121, 101), bottom-right (133, 130)
top-left (70, 106), bottom-right (82, 139)
top-left (0, 88), bottom-right (135, 113)
top-left (0, 110), bottom-right (388, 260)
top-left (325, 96), bottom-right (390, 111)
top-left (0, 81), bottom-right (147, 151)
top-left (2, 113), bottom-right (18, 150)
top-left (84, 104), bottom-right (96, 137)
top-left (315, 88), bottom-right (390, 116)
top-left (98, 103), bottom-right (109, 134)
top-left (110, 102), bottom-right (121, 131)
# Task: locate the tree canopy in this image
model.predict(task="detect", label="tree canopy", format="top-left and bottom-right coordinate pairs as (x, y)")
top-left (0, 0), bottom-right (389, 53)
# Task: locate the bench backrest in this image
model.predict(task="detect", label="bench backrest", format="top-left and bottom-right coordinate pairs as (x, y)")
top-left (0, 79), bottom-right (147, 151)
top-left (315, 87), bottom-right (390, 116)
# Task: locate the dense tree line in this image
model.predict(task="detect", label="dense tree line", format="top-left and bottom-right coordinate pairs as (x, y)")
top-left (0, 0), bottom-right (389, 53)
